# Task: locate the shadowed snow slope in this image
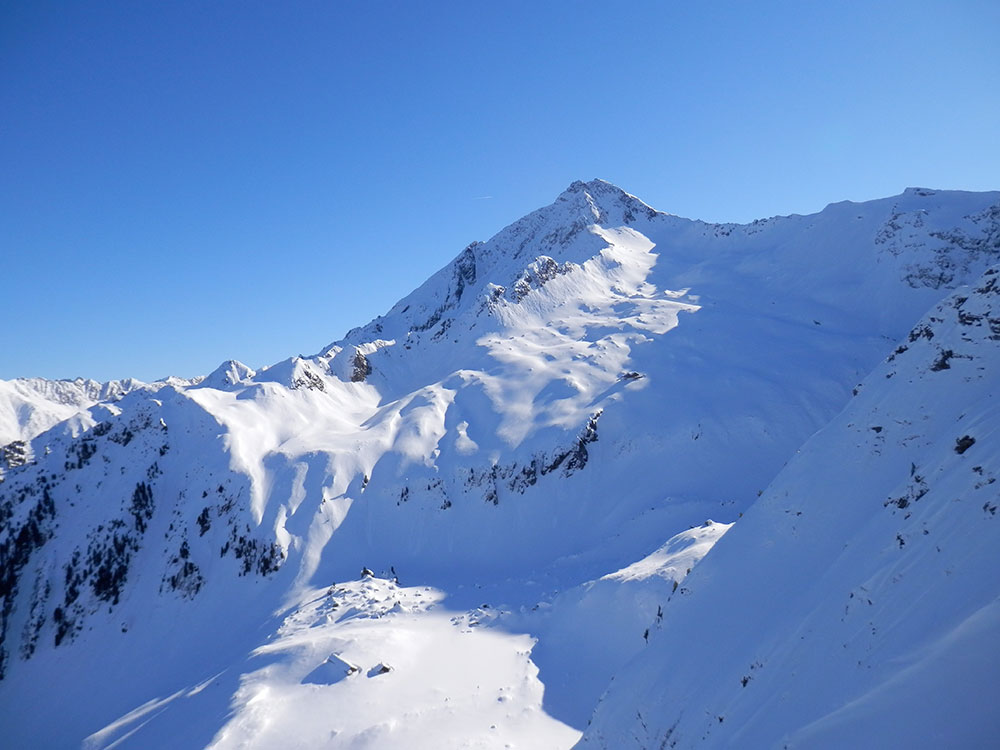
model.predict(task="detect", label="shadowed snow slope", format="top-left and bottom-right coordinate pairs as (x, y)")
top-left (579, 267), bottom-right (1000, 748)
top-left (1, 181), bottom-right (998, 748)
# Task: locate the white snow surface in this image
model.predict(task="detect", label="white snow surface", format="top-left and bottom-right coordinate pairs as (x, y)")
top-left (1, 180), bottom-right (998, 748)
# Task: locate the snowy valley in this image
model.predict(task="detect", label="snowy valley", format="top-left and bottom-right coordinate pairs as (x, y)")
top-left (1, 180), bottom-right (998, 748)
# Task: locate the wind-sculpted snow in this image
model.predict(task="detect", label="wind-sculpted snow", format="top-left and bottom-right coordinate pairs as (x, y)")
top-left (1, 181), bottom-right (999, 748)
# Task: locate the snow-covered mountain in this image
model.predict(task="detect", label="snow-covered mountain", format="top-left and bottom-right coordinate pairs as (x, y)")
top-left (0, 180), bottom-right (997, 748)
top-left (0, 377), bottom-right (148, 447)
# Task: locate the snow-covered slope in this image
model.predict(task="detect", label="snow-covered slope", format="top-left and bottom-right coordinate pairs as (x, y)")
top-left (580, 267), bottom-right (1000, 748)
top-left (0, 181), bottom-right (998, 748)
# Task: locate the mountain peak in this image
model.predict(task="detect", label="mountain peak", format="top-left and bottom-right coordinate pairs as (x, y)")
top-left (557, 178), bottom-right (616, 196)
top-left (556, 178), bottom-right (638, 206)
top-left (199, 359), bottom-right (256, 389)
top-left (554, 178), bottom-right (659, 225)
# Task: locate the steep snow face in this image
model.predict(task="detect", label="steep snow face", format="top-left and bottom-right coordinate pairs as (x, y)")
top-left (579, 267), bottom-right (1000, 749)
top-left (1, 181), bottom-right (999, 748)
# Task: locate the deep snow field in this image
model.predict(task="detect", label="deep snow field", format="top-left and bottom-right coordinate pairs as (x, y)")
top-left (1, 180), bottom-right (998, 748)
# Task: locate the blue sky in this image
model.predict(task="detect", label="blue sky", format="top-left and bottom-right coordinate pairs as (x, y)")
top-left (2, 0), bottom-right (998, 382)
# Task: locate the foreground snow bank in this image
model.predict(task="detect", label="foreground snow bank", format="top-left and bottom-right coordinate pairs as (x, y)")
top-left (86, 576), bottom-right (580, 750)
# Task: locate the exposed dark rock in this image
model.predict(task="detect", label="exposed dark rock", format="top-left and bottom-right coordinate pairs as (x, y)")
top-left (163, 540), bottom-right (204, 598)
top-left (64, 438), bottom-right (97, 471)
top-left (453, 243), bottom-right (479, 302)
top-left (88, 520), bottom-right (138, 605)
top-left (955, 435), bottom-right (976, 454)
top-left (509, 256), bottom-right (576, 303)
top-left (291, 365), bottom-right (326, 392)
top-left (226, 524), bottom-right (284, 576)
top-left (908, 324), bottom-right (934, 342)
top-left (129, 482), bottom-right (154, 534)
top-left (1, 441), bottom-right (29, 471)
top-left (351, 351), bottom-right (372, 382)
top-left (197, 507), bottom-right (211, 536)
top-left (465, 412), bottom-right (603, 504)
top-left (0, 485), bottom-right (56, 677)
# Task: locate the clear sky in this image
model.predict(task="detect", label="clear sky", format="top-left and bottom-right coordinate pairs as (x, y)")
top-left (2, 0), bottom-right (998, 382)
